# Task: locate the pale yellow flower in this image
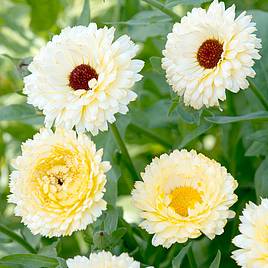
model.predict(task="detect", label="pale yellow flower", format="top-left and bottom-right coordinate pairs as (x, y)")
top-left (132, 149), bottom-right (238, 248)
top-left (232, 199), bottom-right (268, 268)
top-left (9, 128), bottom-right (110, 237)
top-left (67, 251), bottom-right (143, 268)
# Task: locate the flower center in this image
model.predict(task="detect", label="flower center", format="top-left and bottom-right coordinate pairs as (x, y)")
top-left (197, 39), bottom-right (223, 69)
top-left (69, 64), bottom-right (98, 90)
top-left (169, 186), bottom-right (202, 216)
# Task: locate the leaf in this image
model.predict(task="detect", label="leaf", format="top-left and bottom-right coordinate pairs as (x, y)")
top-left (179, 122), bottom-right (212, 148)
top-left (165, 0), bottom-right (211, 7)
top-left (0, 104), bottom-right (43, 124)
top-left (150, 56), bottom-right (163, 73)
top-left (26, 0), bottom-right (61, 32)
top-left (0, 254), bottom-right (58, 268)
top-left (104, 206), bottom-right (119, 234)
top-left (172, 242), bottom-right (192, 268)
top-left (245, 141), bottom-right (268, 157)
top-left (38, 242), bottom-right (58, 258)
top-left (209, 250), bottom-right (221, 268)
top-left (255, 157), bottom-right (268, 200)
top-left (20, 227), bottom-right (41, 249)
top-left (205, 111), bottom-right (268, 124)
top-left (77, 0), bottom-right (90, 26)
top-left (109, 227), bottom-right (127, 246)
top-left (248, 11), bottom-right (268, 102)
top-left (56, 258), bottom-right (68, 268)
top-left (245, 129), bottom-right (268, 156)
top-left (128, 10), bottom-right (172, 41)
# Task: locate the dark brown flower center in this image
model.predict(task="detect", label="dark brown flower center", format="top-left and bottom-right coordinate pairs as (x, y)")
top-left (197, 39), bottom-right (223, 69)
top-left (69, 64), bottom-right (98, 90)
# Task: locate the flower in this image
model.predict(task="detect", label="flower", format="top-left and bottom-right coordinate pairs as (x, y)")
top-left (232, 199), bottom-right (268, 268)
top-left (162, 0), bottom-right (261, 109)
top-left (8, 128), bottom-right (110, 237)
top-left (24, 23), bottom-right (144, 135)
top-left (66, 251), bottom-right (141, 268)
top-left (132, 149), bottom-right (238, 248)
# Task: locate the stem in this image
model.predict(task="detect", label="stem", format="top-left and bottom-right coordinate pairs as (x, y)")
top-left (187, 245), bottom-right (197, 268)
top-left (248, 79), bottom-right (268, 111)
top-left (131, 124), bottom-right (172, 149)
top-left (110, 123), bottom-right (140, 180)
top-left (0, 224), bottom-right (37, 253)
top-left (142, 0), bottom-right (180, 21)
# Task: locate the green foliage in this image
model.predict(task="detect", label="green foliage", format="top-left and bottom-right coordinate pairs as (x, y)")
top-left (0, 0), bottom-right (268, 267)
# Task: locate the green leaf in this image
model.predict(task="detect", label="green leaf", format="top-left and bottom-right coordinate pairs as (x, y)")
top-left (38, 242), bottom-right (58, 258)
top-left (150, 56), bottom-right (163, 73)
top-left (26, 0), bottom-right (61, 32)
top-left (209, 250), bottom-right (221, 268)
top-left (77, 0), bottom-right (90, 26)
top-left (0, 254), bottom-right (58, 268)
top-left (172, 242), bottom-right (192, 268)
top-left (56, 258), bottom-right (68, 268)
top-left (165, 0), bottom-right (211, 7)
top-left (109, 227), bottom-right (127, 246)
top-left (179, 122), bottom-right (212, 148)
top-left (245, 129), bottom-right (268, 156)
top-left (128, 10), bottom-right (172, 41)
top-left (205, 111), bottom-right (268, 124)
top-left (0, 104), bottom-right (43, 124)
top-left (248, 11), bottom-right (268, 103)
top-left (104, 206), bottom-right (119, 234)
top-left (255, 157), bottom-right (268, 200)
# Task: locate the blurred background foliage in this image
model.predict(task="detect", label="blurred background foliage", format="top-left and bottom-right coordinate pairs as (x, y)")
top-left (0, 0), bottom-right (268, 267)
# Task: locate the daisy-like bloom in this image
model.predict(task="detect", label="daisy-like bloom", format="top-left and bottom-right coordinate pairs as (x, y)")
top-left (8, 128), bottom-right (110, 237)
top-left (132, 149), bottom-right (238, 248)
top-left (232, 199), bottom-right (268, 268)
top-left (66, 251), bottom-right (142, 268)
top-left (162, 0), bottom-right (261, 109)
top-left (24, 23), bottom-right (144, 135)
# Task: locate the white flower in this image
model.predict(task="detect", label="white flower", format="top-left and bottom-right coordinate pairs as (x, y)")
top-left (8, 128), bottom-right (110, 237)
top-left (24, 23), bottom-right (144, 135)
top-left (232, 199), bottom-right (268, 268)
top-left (66, 251), bottom-right (142, 268)
top-left (162, 0), bottom-right (261, 109)
top-left (132, 149), bottom-right (238, 248)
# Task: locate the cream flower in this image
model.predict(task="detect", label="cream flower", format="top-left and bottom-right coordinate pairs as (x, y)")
top-left (24, 23), bottom-right (144, 135)
top-left (66, 251), bottom-right (141, 268)
top-left (8, 128), bottom-right (110, 237)
top-left (132, 149), bottom-right (238, 248)
top-left (232, 199), bottom-right (268, 268)
top-left (162, 0), bottom-right (261, 109)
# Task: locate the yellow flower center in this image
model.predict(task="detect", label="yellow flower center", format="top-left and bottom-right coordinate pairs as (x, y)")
top-left (31, 146), bottom-right (90, 208)
top-left (169, 186), bottom-right (202, 216)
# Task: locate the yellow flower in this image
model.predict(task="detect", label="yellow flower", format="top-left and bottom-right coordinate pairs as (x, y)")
top-left (132, 149), bottom-right (238, 248)
top-left (232, 199), bottom-right (268, 268)
top-left (9, 128), bottom-right (110, 237)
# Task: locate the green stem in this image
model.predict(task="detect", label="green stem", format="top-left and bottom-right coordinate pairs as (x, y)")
top-left (0, 224), bottom-right (37, 253)
top-left (187, 245), bottom-right (197, 268)
top-left (110, 123), bottom-right (140, 180)
top-left (142, 0), bottom-right (180, 21)
top-left (131, 124), bottom-right (172, 149)
top-left (248, 79), bottom-right (268, 111)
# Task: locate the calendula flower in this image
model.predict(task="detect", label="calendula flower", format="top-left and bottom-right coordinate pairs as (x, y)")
top-left (162, 0), bottom-right (261, 109)
top-left (232, 199), bottom-right (268, 268)
top-left (9, 128), bottom-right (110, 237)
top-left (66, 251), bottom-right (142, 268)
top-left (132, 149), bottom-right (238, 248)
top-left (24, 23), bottom-right (144, 135)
